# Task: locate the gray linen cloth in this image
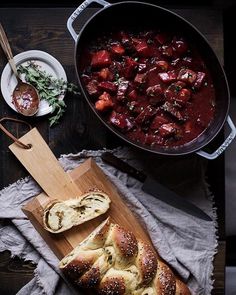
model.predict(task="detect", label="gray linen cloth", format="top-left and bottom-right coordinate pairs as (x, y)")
top-left (0, 147), bottom-right (217, 295)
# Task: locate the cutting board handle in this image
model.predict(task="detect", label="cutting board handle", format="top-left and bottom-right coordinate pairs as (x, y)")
top-left (9, 128), bottom-right (80, 200)
top-left (0, 117), bottom-right (32, 149)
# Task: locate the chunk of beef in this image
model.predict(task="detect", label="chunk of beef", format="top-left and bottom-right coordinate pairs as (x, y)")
top-left (127, 89), bottom-right (138, 101)
top-left (159, 123), bottom-right (183, 139)
top-left (99, 68), bottom-right (114, 81)
top-left (109, 111), bottom-right (134, 130)
top-left (135, 105), bottom-right (157, 125)
top-left (127, 101), bottom-right (149, 114)
top-left (135, 40), bottom-right (150, 57)
top-left (172, 39), bottom-right (188, 56)
top-left (150, 115), bottom-right (169, 130)
top-left (146, 84), bottom-right (164, 103)
top-left (111, 43), bottom-right (125, 55)
top-left (164, 81), bottom-right (186, 102)
top-left (176, 88), bottom-right (191, 106)
top-left (162, 102), bottom-right (185, 121)
top-left (123, 57), bottom-right (138, 79)
top-left (134, 73), bottom-right (147, 84)
top-left (95, 92), bottom-right (114, 112)
top-left (177, 68), bottom-right (197, 85)
top-left (86, 80), bottom-right (99, 96)
top-left (98, 81), bottom-right (117, 93)
top-left (155, 60), bottom-right (169, 72)
top-left (91, 50), bottom-right (111, 68)
top-left (158, 71), bottom-right (177, 83)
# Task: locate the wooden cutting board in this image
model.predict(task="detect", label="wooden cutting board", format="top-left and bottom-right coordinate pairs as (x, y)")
top-left (9, 128), bottom-right (152, 260)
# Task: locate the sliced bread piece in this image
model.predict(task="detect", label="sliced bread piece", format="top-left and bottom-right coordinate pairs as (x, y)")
top-left (43, 191), bottom-right (111, 233)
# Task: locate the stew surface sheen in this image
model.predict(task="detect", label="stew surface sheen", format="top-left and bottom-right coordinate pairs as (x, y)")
top-left (81, 30), bottom-right (216, 148)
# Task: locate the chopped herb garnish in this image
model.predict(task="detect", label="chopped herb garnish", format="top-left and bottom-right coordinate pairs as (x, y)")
top-left (175, 85), bottom-right (181, 92)
top-left (147, 39), bottom-right (154, 44)
top-left (18, 62), bottom-right (80, 126)
top-left (191, 86), bottom-right (196, 93)
top-left (115, 73), bottom-right (120, 81)
top-left (128, 104), bottom-right (135, 111)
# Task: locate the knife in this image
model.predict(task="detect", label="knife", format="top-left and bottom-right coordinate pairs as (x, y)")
top-left (101, 152), bottom-right (212, 221)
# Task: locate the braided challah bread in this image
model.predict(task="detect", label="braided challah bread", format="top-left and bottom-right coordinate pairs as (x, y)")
top-left (43, 191), bottom-right (110, 233)
top-left (59, 218), bottom-right (191, 294)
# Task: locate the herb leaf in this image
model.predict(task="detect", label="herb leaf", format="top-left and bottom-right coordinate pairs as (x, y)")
top-left (18, 62), bottom-right (80, 126)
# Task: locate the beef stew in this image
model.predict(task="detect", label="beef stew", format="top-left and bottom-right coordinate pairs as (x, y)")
top-left (81, 30), bottom-right (216, 148)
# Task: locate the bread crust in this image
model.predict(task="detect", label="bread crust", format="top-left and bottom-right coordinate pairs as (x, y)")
top-left (108, 224), bottom-right (138, 259)
top-left (59, 218), bottom-right (191, 295)
top-left (176, 279), bottom-right (191, 295)
top-left (99, 276), bottom-right (125, 295)
top-left (136, 241), bottom-right (157, 286)
top-left (154, 260), bottom-right (176, 294)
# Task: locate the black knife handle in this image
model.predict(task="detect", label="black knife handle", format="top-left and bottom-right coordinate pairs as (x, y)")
top-left (101, 152), bottom-right (146, 183)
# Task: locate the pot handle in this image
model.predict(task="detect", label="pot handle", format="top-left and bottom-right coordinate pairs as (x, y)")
top-left (67, 0), bottom-right (110, 41)
top-left (196, 116), bottom-right (236, 160)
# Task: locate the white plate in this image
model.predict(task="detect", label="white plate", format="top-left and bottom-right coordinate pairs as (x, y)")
top-left (1, 50), bottom-right (67, 116)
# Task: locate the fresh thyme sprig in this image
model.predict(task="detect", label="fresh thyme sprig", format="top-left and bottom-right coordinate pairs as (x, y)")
top-left (18, 62), bottom-right (79, 126)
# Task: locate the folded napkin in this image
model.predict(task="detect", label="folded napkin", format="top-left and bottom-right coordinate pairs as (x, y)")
top-left (0, 147), bottom-right (217, 295)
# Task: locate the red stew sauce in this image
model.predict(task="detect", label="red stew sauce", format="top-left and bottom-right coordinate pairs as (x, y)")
top-left (81, 30), bottom-right (216, 148)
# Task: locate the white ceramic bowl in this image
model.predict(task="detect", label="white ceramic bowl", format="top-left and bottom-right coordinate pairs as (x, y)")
top-left (1, 50), bottom-right (67, 116)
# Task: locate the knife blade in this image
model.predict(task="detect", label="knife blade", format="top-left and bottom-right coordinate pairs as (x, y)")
top-left (101, 152), bottom-right (212, 221)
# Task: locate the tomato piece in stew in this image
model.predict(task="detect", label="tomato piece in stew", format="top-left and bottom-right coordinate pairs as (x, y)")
top-left (81, 30), bottom-right (216, 148)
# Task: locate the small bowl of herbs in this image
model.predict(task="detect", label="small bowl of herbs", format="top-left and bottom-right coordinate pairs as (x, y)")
top-left (1, 50), bottom-right (79, 126)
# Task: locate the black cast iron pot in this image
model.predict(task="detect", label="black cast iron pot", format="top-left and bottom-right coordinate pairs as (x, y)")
top-left (67, 0), bottom-right (236, 159)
